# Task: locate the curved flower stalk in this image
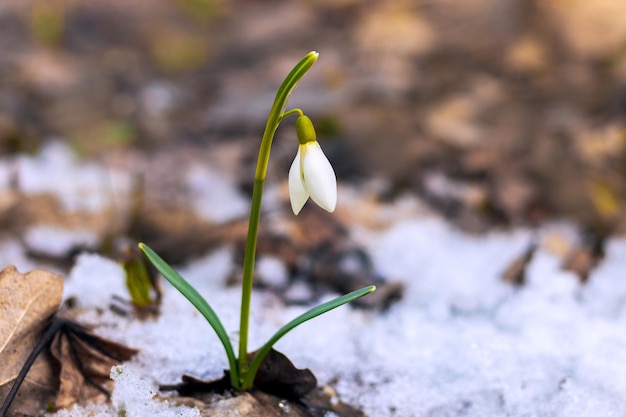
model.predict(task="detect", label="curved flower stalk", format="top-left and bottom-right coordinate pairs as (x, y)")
top-left (139, 51), bottom-right (375, 391)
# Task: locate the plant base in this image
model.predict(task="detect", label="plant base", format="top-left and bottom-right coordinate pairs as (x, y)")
top-left (160, 349), bottom-right (366, 417)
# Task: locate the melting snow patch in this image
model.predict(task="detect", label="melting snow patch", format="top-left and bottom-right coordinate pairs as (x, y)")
top-left (186, 164), bottom-right (249, 222)
top-left (24, 226), bottom-right (99, 257)
top-left (110, 365), bottom-right (200, 417)
top-left (41, 219), bottom-right (626, 416)
top-left (64, 253), bottom-right (128, 309)
top-left (12, 142), bottom-right (115, 212)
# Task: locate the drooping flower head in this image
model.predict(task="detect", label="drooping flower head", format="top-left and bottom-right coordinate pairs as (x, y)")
top-left (288, 115), bottom-right (337, 215)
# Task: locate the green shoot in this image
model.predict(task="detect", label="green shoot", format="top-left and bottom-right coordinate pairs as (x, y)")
top-left (139, 51), bottom-right (375, 391)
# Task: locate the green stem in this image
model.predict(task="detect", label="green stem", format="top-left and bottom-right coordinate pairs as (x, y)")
top-left (281, 108), bottom-right (304, 120)
top-left (237, 51), bottom-right (318, 385)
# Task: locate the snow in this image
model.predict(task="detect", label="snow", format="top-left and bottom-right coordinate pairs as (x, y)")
top-left (2, 143), bottom-right (626, 416)
top-left (64, 253), bottom-right (128, 310)
top-left (48, 221), bottom-right (626, 417)
top-left (186, 164), bottom-right (250, 223)
top-left (109, 365), bottom-right (201, 417)
top-left (24, 227), bottom-right (99, 258)
top-left (14, 141), bottom-right (116, 213)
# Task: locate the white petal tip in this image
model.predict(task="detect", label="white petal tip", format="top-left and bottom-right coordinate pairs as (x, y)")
top-left (316, 196), bottom-right (336, 213)
top-left (288, 149), bottom-right (309, 216)
top-left (290, 200), bottom-right (305, 215)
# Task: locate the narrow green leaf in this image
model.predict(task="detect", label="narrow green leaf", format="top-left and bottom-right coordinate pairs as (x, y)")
top-left (138, 243), bottom-right (240, 388)
top-left (241, 285), bottom-right (376, 389)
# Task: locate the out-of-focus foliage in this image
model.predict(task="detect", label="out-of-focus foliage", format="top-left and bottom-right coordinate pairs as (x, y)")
top-left (29, 1), bottom-right (65, 47)
top-left (1, 0), bottom-right (626, 234)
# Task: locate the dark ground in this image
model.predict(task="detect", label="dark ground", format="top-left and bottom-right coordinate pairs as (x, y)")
top-left (1, 0), bottom-right (626, 237)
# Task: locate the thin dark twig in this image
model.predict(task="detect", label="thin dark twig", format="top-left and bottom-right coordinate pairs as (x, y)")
top-left (0, 318), bottom-right (64, 417)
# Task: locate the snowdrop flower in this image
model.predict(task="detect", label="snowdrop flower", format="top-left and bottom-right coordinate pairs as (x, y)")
top-left (288, 115), bottom-right (337, 215)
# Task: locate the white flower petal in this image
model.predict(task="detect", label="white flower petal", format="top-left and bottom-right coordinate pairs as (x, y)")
top-left (288, 147), bottom-right (309, 215)
top-left (301, 142), bottom-right (337, 212)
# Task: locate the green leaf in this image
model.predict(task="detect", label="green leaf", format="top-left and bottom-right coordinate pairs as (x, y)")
top-left (241, 285), bottom-right (376, 389)
top-left (123, 256), bottom-right (154, 307)
top-left (138, 243), bottom-right (240, 388)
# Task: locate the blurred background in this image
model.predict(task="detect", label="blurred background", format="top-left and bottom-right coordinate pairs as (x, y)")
top-left (1, 0), bottom-right (626, 239)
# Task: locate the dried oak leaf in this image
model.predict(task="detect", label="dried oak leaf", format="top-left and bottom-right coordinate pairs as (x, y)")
top-left (0, 266), bottom-right (64, 416)
top-left (1, 266), bottom-right (139, 415)
top-left (49, 320), bottom-right (139, 409)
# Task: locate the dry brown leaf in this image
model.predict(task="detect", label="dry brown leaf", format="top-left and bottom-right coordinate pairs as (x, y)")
top-left (0, 266), bottom-right (63, 416)
top-left (0, 266), bottom-right (63, 386)
top-left (50, 332), bottom-right (83, 410)
top-left (49, 321), bottom-right (139, 410)
top-left (0, 266), bottom-right (138, 414)
top-left (0, 355), bottom-right (57, 417)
